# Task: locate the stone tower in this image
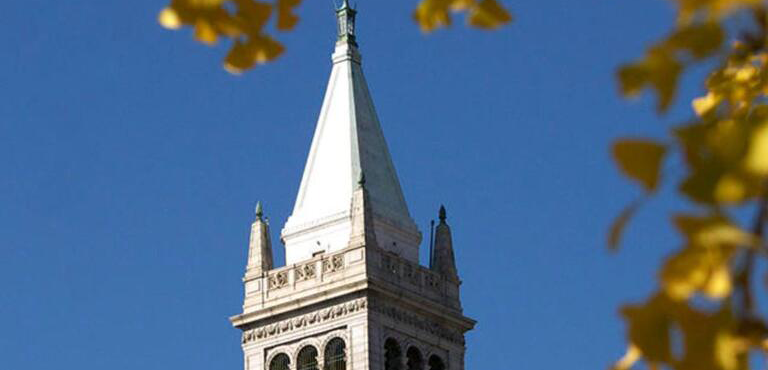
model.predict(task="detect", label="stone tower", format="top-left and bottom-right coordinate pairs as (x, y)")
top-left (229, 3), bottom-right (475, 370)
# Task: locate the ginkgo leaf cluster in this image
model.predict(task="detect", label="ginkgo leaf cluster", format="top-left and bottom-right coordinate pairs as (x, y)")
top-left (610, 1), bottom-right (768, 370)
top-left (159, 0), bottom-right (296, 73)
top-left (159, 0), bottom-right (512, 73)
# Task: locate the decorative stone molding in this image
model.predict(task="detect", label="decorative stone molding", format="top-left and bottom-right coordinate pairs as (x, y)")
top-left (322, 255), bottom-right (344, 273)
top-left (295, 262), bottom-right (317, 282)
top-left (268, 271), bottom-right (288, 289)
top-left (380, 251), bottom-right (442, 292)
top-left (242, 298), bottom-right (367, 344)
top-left (372, 303), bottom-right (464, 345)
top-left (264, 249), bottom-right (348, 292)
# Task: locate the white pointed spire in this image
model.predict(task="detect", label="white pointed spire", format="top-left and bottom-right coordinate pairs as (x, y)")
top-left (281, 7), bottom-right (421, 264)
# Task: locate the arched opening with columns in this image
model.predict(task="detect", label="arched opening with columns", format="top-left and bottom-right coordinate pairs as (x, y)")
top-left (269, 353), bottom-right (291, 370)
top-left (428, 355), bottom-right (445, 370)
top-left (297, 345), bottom-right (319, 370)
top-left (324, 337), bottom-right (346, 370)
top-left (406, 347), bottom-right (423, 370)
top-left (384, 338), bottom-right (402, 370)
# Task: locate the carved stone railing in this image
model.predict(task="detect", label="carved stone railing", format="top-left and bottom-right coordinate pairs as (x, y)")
top-left (379, 250), bottom-right (440, 290)
top-left (240, 245), bottom-right (368, 318)
top-left (322, 254), bottom-right (344, 273)
top-left (268, 258), bottom-right (339, 291)
top-left (373, 248), bottom-right (461, 310)
top-left (244, 243), bottom-right (460, 313)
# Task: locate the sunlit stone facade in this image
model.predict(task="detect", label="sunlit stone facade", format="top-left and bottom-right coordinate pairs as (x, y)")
top-left (229, 3), bottom-right (475, 370)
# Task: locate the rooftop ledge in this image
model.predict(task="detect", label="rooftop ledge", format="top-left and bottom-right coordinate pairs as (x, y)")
top-left (231, 243), bottom-right (463, 328)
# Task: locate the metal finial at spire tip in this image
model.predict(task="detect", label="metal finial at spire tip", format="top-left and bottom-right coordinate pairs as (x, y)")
top-left (439, 205), bottom-right (447, 223)
top-left (255, 201), bottom-right (263, 220)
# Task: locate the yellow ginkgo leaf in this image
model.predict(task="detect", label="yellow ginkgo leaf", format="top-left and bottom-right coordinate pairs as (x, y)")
top-left (660, 248), bottom-right (711, 300)
top-left (195, 19), bottom-right (219, 45)
top-left (236, 0), bottom-right (273, 33)
top-left (704, 264), bottom-right (731, 299)
top-left (673, 213), bottom-right (754, 247)
top-left (709, 0), bottom-right (764, 17)
top-left (612, 139), bottom-right (667, 192)
top-left (187, 0), bottom-right (226, 6)
top-left (660, 242), bottom-right (732, 300)
top-left (667, 22), bottom-right (723, 60)
top-left (714, 172), bottom-right (749, 204)
top-left (224, 40), bottom-right (255, 74)
top-left (252, 35), bottom-right (285, 63)
top-left (675, 304), bottom-right (743, 370)
top-left (159, 7), bottom-right (183, 29)
top-left (674, 0), bottom-right (760, 23)
top-left (224, 36), bottom-right (284, 74)
top-left (692, 92), bottom-right (720, 116)
top-left (451, 0), bottom-right (476, 10)
top-left (211, 11), bottom-right (243, 37)
top-left (679, 164), bottom-right (725, 204)
top-left (414, 0), bottom-right (453, 33)
top-left (707, 119), bottom-right (750, 165)
top-left (734, 64), bottom-right (757, 81)
top-left (610, 345), bottom-right (641, 370)
top-left (467, 0), bottom-right (513, 30)
top-left (620, 294), bottom-right (673, 364)
top-left (744, 122), bottom-right (768, 176)
top-left (646, 48), bottom-right (683, 113)
top-left (617, 47), bottom-right (682, 113)
top-left (617, 63), bottom-right (649, 97)
top-left (276, 0), bottom-right (301, 31)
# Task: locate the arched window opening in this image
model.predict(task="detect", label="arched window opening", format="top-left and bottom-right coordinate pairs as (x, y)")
top-left (298, 346), bottom-right (319, 370)
top-left (324, 337), bottom-right (346, 370)
top-left (384, 338), bottom-right (402, 370)
top-left (428, 355), bottom-right (445, 370)
top-left (406, 347), bottom-right (423, 370)
top-left (270, 353), bottom-right (290, 370)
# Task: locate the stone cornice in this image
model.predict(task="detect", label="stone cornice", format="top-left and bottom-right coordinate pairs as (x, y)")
top-left (370, 301), bottom-right (465, 345)
top-left (367, 280), bottom-right (476, 332)
top-left (240, 297), bottom-right (368, 344)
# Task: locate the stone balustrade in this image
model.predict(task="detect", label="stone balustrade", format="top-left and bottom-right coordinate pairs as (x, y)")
top-left (263, 248), bottom-right (354, 293)
top-left (244, 243), bottom-right (461, 313)
top-left (370, 247), bottom-right (462, 311)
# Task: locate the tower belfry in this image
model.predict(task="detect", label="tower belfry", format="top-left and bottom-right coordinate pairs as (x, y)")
top-left (230, 5), bottom-right (474, 370)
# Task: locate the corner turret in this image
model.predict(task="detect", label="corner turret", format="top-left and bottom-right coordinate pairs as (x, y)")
top-left (245, 202), bottom-right (274, 277)
top-left (348, 173), bottom-right (378, 248)
top-left (431, 205), bottom-right (459, 282)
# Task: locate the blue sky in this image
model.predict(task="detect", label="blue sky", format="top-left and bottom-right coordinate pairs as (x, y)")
top-left (0, 1), bottom-right (708, 369)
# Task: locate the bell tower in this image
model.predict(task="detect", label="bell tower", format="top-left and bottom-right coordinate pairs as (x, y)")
top-left (230, 4), bottom-right (475, 370)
